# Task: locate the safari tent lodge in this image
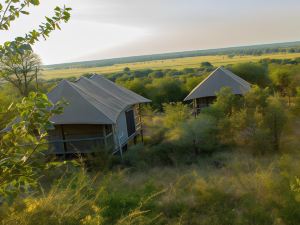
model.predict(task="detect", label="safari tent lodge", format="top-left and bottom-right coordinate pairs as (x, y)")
top-left (184, 66), bottom-right (251, 114)
top-left (47, 74), bottom-right (151, 157)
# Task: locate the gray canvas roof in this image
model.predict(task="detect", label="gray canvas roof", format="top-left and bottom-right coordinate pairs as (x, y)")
top-left (184, 67), bottom-right (251, 101)
top-left (48, 74), bottom-right (151, 125)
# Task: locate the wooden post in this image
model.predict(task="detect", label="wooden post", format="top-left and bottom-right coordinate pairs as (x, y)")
top-left (112, 124), bottom-right (117, 150)
top-left (61, 125), bottom-right (67, 159)
top-left (113, 124), bottom-right (123, 159)
top-left (141, 129), bottom-right (144, 143)
top-left (138, 104), bottom-right (142, 124)
top-left (139, 104), bottom-right (144, 143)
top-left (102, 125), bottom-right (107, 150)
top-left (193, 99), bottom-right (197, 118)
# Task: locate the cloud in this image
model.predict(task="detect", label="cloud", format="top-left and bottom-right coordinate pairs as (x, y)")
top-left (3, 0), bottom-right (300, 64)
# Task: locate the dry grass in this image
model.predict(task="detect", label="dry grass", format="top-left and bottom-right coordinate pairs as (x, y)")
top-left (41, 52), bottom-right (300, 80)
top-left (1, 151), bottom-right (300, 225)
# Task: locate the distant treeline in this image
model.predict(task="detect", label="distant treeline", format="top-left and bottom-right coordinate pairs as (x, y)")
top-left (44, 41), bottom-right (300, 70)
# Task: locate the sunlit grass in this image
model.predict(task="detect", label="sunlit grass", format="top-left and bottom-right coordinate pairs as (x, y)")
top-left (41, 52), bottom-right (300, 80)
top-left (2, 152), bottom-right (300, 225)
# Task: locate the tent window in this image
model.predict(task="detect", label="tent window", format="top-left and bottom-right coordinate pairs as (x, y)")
top-left (125, 110), bottom-right (136, 137)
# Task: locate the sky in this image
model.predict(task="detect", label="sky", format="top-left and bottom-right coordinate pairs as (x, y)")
top-left (2, 0), bottom-right (300, 64)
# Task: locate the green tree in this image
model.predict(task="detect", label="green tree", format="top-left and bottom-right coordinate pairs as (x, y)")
top-left (200, 61), bottom-right (213, 68)
top-left (270, 69), bottom-right (294, 104)
top-left (244, 85), bottom-right (270, 112)
top-left (0, 51), bottom-right (41, 96)
top-left (163, 102), bottom-right (190, 129)
top-left (0, 84), bottom-right (19, 129)
top-left (230, 62), bottom-right (270, 87)
top-left (148, 70), bottom-right (164, 78)
top-left (204, 87), bottom-right (241, 119)
top-left (293, 87), bottom-right (300, 115)
top-left (184, 76), bottom-right (204, 92)
top-left (0, 0), bottom-right (71, 201)
top-left (0, 93), bottom-right (64, 201)
top-left (230, 106), bottom-right (270, 154)
top-left (201, 87), bottom-right (242, 146)
top-left (123, 67), bottom-right (130, 73)
top-left (232, 88), bottom-right (286, 153)
top-left (118, 78), bottom-right (151, 98)
top-left (174, 115), bottom-right (219, 155)
top-left (147, 77), bottom-right (186, 109)
top-left (264, 96), bottom-right (287, 152)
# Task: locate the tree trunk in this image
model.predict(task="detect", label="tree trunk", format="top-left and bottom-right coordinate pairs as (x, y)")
top-left (273, 113), bottom-right (279, 152)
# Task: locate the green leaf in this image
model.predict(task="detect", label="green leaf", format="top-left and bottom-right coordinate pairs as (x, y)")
top-left (20, 10), bottom-right (30, 15)
top-left (55, 23), bottom-right (61, 30)
top-left (29, 0), bottom-right (40, 6)
top-left (15, 37), bottom-right (25, 42)
top-left (45, 16), bottom-right (53, 23)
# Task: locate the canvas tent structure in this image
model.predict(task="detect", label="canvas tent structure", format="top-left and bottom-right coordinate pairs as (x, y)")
top-left (184, 66), bottom-right (251, 114)
top-left (47, 74), bottom-right (151, 157)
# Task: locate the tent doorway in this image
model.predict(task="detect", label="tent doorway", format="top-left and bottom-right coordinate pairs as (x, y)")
top-left (125, 109), bottom-right (136, 137)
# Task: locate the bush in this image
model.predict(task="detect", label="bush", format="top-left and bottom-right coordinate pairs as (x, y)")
top-left (170, 115), bottom-right (220, 155)
top-left (86, 148), bottom-right (118, 172)
top-left (124, 143), bottom-right (180, 168)
top-left (123, 144), bottom-right (149, 169)
top-left (229, 62), bottom-right (270, 86)
top-left (162, 102), bottom-right (190, 129)
top-left (264, 97), bottom-right (287, 152)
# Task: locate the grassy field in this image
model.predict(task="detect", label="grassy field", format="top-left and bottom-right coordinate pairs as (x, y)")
top-left (41, 52), bottom-right (300, 80)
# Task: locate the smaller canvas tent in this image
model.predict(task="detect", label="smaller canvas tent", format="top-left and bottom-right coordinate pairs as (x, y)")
top-left (184, 66), bottom-right (251, 113)
top-left (47, 74), bottom-right (151, 157)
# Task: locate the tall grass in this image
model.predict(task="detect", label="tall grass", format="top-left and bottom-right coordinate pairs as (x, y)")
top-left (0, 168), bottom-right (162, 225)
top-left (1, 152), bottom-right (300, 225)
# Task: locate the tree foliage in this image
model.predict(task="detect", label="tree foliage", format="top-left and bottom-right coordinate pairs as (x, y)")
top-left (0, 0), bottom-right (71, 202)
top-left (0, 0), bottom-right (71, 57)
top-left (0, 93), bottom-right (64, 201)
top-left (162, 102), bottom-right (190, 129)
top-left (0, 51), bottom-right (41, 96)
top-left (264, 97), bottom-right (287, 152)
top-left (175, 114), bottom-right (219, 155)
top-left (230, 62), bottom-right (270, 86)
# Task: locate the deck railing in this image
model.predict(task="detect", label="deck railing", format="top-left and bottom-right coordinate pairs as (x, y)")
top-left (47, 132), bottom-right (114, 155)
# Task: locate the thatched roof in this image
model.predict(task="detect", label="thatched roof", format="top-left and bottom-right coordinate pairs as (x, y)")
top-left (184, 67), bottom-right (251, 101)
top-left (48, 74), bottom-right (151, 125)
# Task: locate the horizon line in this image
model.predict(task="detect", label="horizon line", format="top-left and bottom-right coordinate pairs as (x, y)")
top-left (44, 40), bottom-right (300, 67)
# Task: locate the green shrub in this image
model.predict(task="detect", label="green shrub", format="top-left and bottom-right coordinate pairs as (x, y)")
top-left (86, 147), bottom-right (118, 171)
top-left (229, 62), bottom-right (270, 87)
top-left (171, 115), bottom-right (220, 155)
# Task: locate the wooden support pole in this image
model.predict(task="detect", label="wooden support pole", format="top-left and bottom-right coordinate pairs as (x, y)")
top-left (113, 124), bottom-right (123, 160)
top-left (61, 125), bottom-right (67, 160)
top-left (193, 99), bottom-right (197, 118)
top-left (141, 129), bottom-right (144, 143)
top-left (138, 104), bottom-right (144, 143)
top-left (102, 125), bottom-right (107, 150)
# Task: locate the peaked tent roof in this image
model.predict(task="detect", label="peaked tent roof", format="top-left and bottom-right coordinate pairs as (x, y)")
top-left (48, 75), bottom-right (151, 125)
top-left (184, 67), bottom-right (251, 101)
